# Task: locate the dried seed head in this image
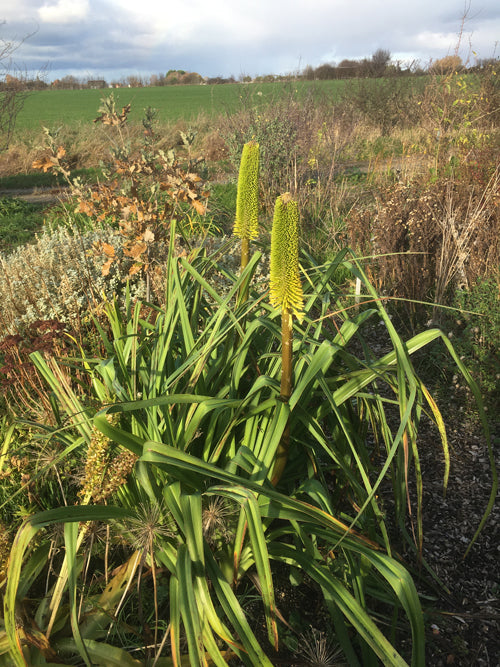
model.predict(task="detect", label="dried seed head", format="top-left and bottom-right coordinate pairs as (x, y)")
top-left (79, 416), bottom-right (137, 503)
top-left (297, 627), bottom-right (345, 666)
top-left (202, 496), bottom-right (234, 545)
top-left (120, 501), bottom-right (175, 552)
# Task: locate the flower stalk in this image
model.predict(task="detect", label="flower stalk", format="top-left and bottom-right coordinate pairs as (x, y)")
top-left (269, 193), bottom-right (303, 485)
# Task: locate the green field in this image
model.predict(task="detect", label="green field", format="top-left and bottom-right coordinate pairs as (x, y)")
top-left (14, 80), bottom-right (346, 132)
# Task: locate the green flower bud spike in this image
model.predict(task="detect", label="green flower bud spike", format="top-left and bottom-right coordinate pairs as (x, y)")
top-left (269, 193), bottom-right (303, 486)
top-left (234, 141), bottom-right (259, 301)
top-left (269, 193), bottom-right (304, 320)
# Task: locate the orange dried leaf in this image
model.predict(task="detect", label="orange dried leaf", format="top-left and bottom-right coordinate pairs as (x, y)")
top-left (124, 242), bottom-right (147, 259)
top-left (102, 257), bottom-right (114, 276)
top-left (76, 201), bottom-right (95, 216)
top-left (128, 263), bottom-right (142, 276)
top-left (192, 199), bottom-right (206, 215)
top-left (101, 242), bottom-right (116, 258)
top-left (32, 158), bottom-right (54, 173)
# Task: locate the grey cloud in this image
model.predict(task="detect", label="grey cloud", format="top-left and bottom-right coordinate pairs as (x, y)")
top-left (2, 0), bottom-right (499, 81)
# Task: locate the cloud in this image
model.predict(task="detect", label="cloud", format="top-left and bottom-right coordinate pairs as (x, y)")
top-left (414, 31), bottom-right (458, 53)
top-left (38, 0), bottom-right (90, 25)
top-left (2, 0), bottom-right (499, 80)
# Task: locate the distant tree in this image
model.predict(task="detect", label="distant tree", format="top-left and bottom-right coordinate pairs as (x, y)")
top-left (0, 22), bottom-right (36, 150)
top-left (166, 69), bottom-right (185, 78)
top-left (123, 75), bottom-right (145, 87)
top-left (165, 72), bottom-right (178, 85)
top-left (179, 71), bottom-right (203, 85)
top-left (337, 59), bottom-right (361, 78)
top-left (55, 74), bottom-right (80, 89)
top-left (24, 76), bottom-right (48, 90)
top-left (314, 63), bottom-right (337, 80)
top-left (370, 48), bottom-right (391, 76)
top-left (429, 55), bottom-right (463, 75)
top-left (477, 57), bottom-right (499, 69)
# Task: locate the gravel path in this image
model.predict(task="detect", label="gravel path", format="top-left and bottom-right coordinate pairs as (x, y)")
top-left (0, 187), bottom-right (69, 205)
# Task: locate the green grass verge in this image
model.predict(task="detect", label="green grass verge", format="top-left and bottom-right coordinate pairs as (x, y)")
top-left (0, 172), bottom-right (62, 189)
top-left (0, 197), bottom-right (45, 253)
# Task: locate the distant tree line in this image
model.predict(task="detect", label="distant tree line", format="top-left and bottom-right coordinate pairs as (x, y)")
top-left (1, 50), bottom-right (498, 93)
top-left (299, 50), bottom-right (499, 80)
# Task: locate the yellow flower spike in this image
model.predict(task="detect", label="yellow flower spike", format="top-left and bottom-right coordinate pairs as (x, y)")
top-left (270, 193), bottom-right (304, 320)
top-left (234, 140), bottom-right (259, 303)
top-left (233, 140), bottom-right (260, 244)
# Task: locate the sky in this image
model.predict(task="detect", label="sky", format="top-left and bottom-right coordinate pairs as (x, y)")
top-left (1, 0), bottom-right (499, 82)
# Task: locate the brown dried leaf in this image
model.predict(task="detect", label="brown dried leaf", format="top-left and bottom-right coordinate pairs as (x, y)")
top-left (102, 257), bottom-right (114, 276)
top-left (76, 201), bottom-right (95, 216)
top-left (32, 158), bottom-right (54, 173)
top-left (101, 242), bottom-right (116, 258)
top-left (192, 199), bottom-right (206, 215)
top-left (124, 242), bottom-right (147, 259)
top-left (128, 263), bottom-right (142, 276)
top-left (143, 229), bottom-right (155, 243)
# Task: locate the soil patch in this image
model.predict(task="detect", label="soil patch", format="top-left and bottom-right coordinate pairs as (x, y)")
top-left (408, 414), bottom-right (499, 666)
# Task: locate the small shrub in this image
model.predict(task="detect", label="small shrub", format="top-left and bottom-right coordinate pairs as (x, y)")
top-left (340, 76), bottom-right (421, 135)
top-left (201, 129), bottom-right (229, 162)
top-left (219, 88), bottom-right (358, 216)
top-left (0, 226), bottom-right (148, 335)
top-left (417, 66), bottom-right (499, 173)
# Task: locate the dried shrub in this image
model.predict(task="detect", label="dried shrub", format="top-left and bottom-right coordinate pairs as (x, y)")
top-left (349, 180), bottom-right (441, 304)
top-left (201, 129), bottom-right (228, 162)
top-left (428, 55), bottom-right (463, 75)
top-left (347, 167), bottom-right (499, 317)
top-left (0, 319), bottom-right (79, 418)
top-left (31, 97), bottom-right (210, 298)
top-left (0, 142), bottom-right (39, 176)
